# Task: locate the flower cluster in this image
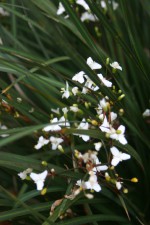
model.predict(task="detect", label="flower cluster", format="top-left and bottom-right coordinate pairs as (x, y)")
top-left (18, 56), bottom-right (135, 200)
top-left (56, 0), bottom-right (119, 22)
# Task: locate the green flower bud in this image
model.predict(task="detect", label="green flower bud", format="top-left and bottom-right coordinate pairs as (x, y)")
top-left (42, 161), bottom-right (48, 166)
top-left (106, 58), bottom-right (110, 65)
top-left (118, 94), bottom-right (125, 101)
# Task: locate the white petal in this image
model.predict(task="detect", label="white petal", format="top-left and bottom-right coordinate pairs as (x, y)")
top-left (39, 170), bottom-right (48, 180)
top-left (102, 79), bottom-right (112, 87)
top-left (110, 61), bottom-right (122, 71)
top-left (18, 172), bottom-right (26, 180)
top-left (121, 153), bottom-right (131, 160)
top-left (36, 180), bottom-right (44, 191)
top-left (51, 108), bottom-right (60, 114)
top-left (101, 1), bottom-right (107, 9)
top-left (81, 12), bottom-right (98, 22)
top-left (110, 112), bottom-right (117, 121)
top-left (76, 179), bottom-right (82, 186)
top-left (85, 181), bottom-right (91, 189)
top-left (43, 118), bottom-right (61, 131)
top-left (72, 87), bottom-right (79, 95)
top-left (30, 173), bottom-right (39, 182)
top-left (118, 135), bottom-right (127, 145)
top-left (94, 142), bottom-right (102, 151)
top-left (76, 0), bottom-right (89, 10)
top-left (143, 109), bottom-right (150, 117)
top-left (34, 143), bottom-right (42, 150)
top-left (97, 165), bottom-right (108, 171)
top-left (99, 117), bottom-right (110, 133)
top-left (72, 71), bottom-right (85, 83)
top-left (80, 134), bottom-right (90, 142)
top-left (93, 183), bottom-right (101, 192)
top-left (116, 182), bottom-right (122, 190)
top-left (97, 74), bottom-right (112, 87)
top-left (111, 157), bottom-right (120, 166)
top-left (112, 2), bottom-right (119, 10)
top-left (110, 133), bottom-right (118, 140)
top-left (87, 57), bottom-right (102, 70)
top-left (118, 125), bottom-right (125, 134)
top-left (110, 146), bottom-right (119, 156)
top-left (57, 2), bottom-right (65, 15)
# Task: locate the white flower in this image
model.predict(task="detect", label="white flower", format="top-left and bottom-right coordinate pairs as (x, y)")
top-left (81, 12), bottom-right (98, 22)
top-left (76, 0), bottom-right (89, 10)
top-left (51, 108), bottom-right (60, 114)
top-left (85, 171), bottom-right (101, 192)
top-left (18, 168), bottom-right (33, 180)
top-left (110, 61), bottom-right (122, 71)
top-left (97, 98), bottom-right (109, 114)
top-left (30, 170), bottom-right (48, 191)
top-left (143, 109), bottom-right (150, 117)
top-left (72, 87), bottom-right (79, 95)
top-left (0, 124), bottom-right (9, 137)
top-left (112, 1), bottom-right (119, 10)
top-left (94, 142), bottom-right (102, 151)
top-left (70, 105), bottom-right (79, 112)
top-left (72, 71), bottom-right (85, 84)
top-left (93, 158), bottom-right (108, 173)
top-left (110, 125), bottom-right (127, 145)
top-left (99, 117), bottom-right (111, 133)
top-left (82, 75), bottom-right (99, 94)
top-left (76, 179), bottom-right (86, 189)
top-left (74, 179), bottom-right (87, 196)
top-left (62, 107), bottom-right (68, 115)
top-left (43, 118), bottom-right (61, 132)
top-left (57, 2), bottom-right (65, 15)
top-left (34, 136), bottom-right (49, 150)
top-left (62, 82), bottom-right (70, 99)
top-left (110, 146), bottom-right (131, 166)
top-left (50, 136), bottom-right (63, 150)
top-left (100, 1), bottom-right (107, 9)
top-left (82, 150), bottom-right (98, 163)
top-left (97, 74), bottom-right (112, 87)
top-left (87, 57), bottom-right (102, 70)
top-left (59, 116), bottom-right (70, 127)
top-left (76, 118), bottom-right (90, 142)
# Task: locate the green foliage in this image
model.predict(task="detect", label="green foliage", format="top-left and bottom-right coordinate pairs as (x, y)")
top-left (0, 0), bottom-right (150, 224)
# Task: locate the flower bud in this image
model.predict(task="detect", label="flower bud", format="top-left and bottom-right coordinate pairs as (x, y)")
top-left (41, 188), bottom-right (47, 195)
top-left (118, 94), bottom-right (125, 101)
top-left (85, 102), bottom-right (91, 109)
top-left (17, 97), bottom-right (22, 103)
top-left (85, 193), bottom-right (94, 199)
top-left (105, 133), bottom-right (110, 138)
top-left (106, 58), bottom-right (110, 65)
top-left (91, 120), bottom-right (98, 126)
top-left (110, 166), bottom-right (114, 170)
top-left (119, 108), bottom-right (124, 116)
top-left (26, 176), bottom-right (31, 181)
top-left (42, 161), bottom-right (48, 166)
top-left (51, 168), bottom-right (55, 173)
top-left (131, 178), bottom-right (138, 183)
top-left (123, 188), bottom-right (128, 194)
top-left (58, 145), bottom-right (64, 153)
